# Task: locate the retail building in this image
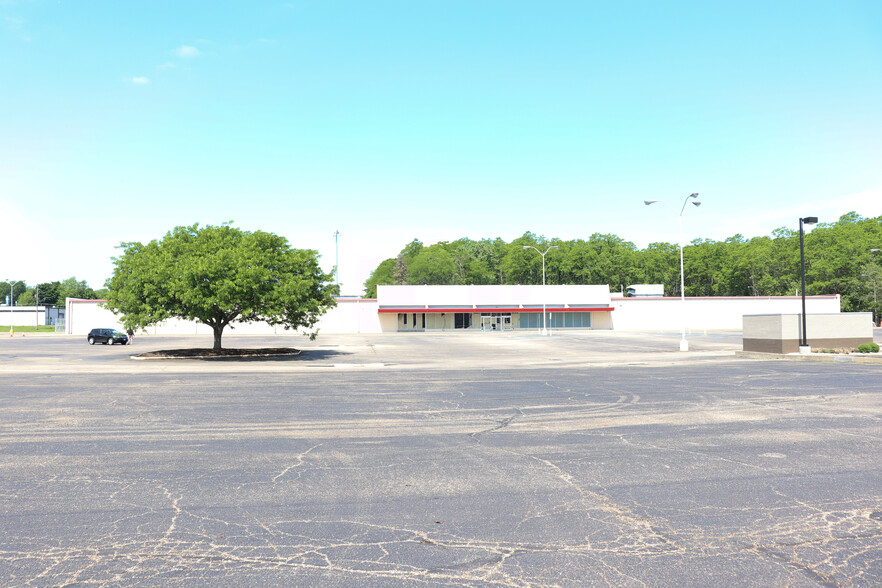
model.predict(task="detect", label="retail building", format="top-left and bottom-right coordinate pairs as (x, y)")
top-left (64, 285), bottom-right (842, 336)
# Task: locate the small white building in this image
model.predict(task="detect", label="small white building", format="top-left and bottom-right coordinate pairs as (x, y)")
top-left (625, 284), bottom-right (665, 297)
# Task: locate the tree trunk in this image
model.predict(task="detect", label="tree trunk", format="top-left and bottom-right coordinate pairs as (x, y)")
top-left (212, 323), bottom-right (223, 350)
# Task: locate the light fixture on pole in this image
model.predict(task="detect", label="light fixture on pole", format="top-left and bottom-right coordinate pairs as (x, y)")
top-left (5, 280), bottom-right (21, 307)
top-left (644, 193), bottom-right (701, 351)
top-left (523, 245), bottom-right (559, 336)
top-left (798, 216), bottom-right (818, 353)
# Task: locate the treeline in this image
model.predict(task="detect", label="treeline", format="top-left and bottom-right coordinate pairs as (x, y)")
top-left (5, 277), bottom-right (106, 307)
top-left (364, 212), bottom-right (882, 314)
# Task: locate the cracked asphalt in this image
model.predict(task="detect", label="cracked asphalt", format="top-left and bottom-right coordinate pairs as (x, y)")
top-left (1, 331), bottom-right (881, 586)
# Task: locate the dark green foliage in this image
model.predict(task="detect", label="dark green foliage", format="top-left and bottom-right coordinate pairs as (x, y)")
top-left (104, 223), bottom-right (338, 349)
top-left (11, 278), bottom-right (98, 306)
top-left (363, 213), bottom-right (882, 316)
top-left (857, 343), bottom-right (880, 353)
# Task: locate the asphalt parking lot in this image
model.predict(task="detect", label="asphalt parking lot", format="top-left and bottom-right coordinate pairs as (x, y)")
top-left (1, 331), bottom-right (881, 586)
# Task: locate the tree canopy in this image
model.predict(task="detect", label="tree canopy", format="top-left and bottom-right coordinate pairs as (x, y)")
top-left (10, 278), bottom-right (99, 307)
top-left (104, 223), bottom-right (338, 349)
top-left (363, 213), bottom-right (882, 319)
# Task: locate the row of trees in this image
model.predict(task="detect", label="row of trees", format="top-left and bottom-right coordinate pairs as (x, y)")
top-left (364, 212), bottom-right (882, 315)
top-left (4, 277), bottom-right (105, 307)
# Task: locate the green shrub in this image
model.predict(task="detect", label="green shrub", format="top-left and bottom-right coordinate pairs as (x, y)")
top-left (857, 342), bottom-right (880, 353)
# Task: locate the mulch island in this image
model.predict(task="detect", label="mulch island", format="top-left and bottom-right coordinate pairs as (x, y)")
top-left (133, 348), bottom-right (301, 360)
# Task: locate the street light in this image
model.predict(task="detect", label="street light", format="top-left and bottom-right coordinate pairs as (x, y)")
top-left (5, 280), bottom-right (20, 307)
top-left (644, 193), bottom-right (701, 351)
top-left (5, 280), bottom-right (21, 335)
top-left (798, 216), bottom-right (818, 353)
top-left (523, 245), bottom-right (559, 336)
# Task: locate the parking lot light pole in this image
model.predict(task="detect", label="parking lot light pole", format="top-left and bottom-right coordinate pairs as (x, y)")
top-left (333, 230), bottom-right (340, 287)
top-left (5, 279), bottom-right (21, 307)
top-left (861, 273), bottom-right (876, 304)
top-left (644, 193), bottom-right (701, 351)
top-left (5, 279), bottom-right (21, 335)
top-left (798, 216), bottom-right (818, 353)
top-left (523, 245), bottom-right (559, 336)
top-left (869, 249), bottom-right (881, 325)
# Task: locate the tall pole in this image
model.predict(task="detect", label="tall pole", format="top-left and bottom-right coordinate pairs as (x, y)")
top-left (799, 218), bottom-right (807, 347)
top-left (798, 216), bottom-right (818, 352)
top-left (333, 230), bottom-right (340, 287)
top-left (644, 193), bottom-right (700, 351)
top-left (542, 252), bottom-right (547, 335)
top-left (678, 212), bottom-right (686, 349)
top-left (870, 249), bottom-right (882, 326)
top-left (5, 280), bottom-right (21, 335)
top-left (524, 245), bottom-right (558, 336)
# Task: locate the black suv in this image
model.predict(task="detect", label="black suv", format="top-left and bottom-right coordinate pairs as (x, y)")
top-left (87, 328), bottom-right (129, 345)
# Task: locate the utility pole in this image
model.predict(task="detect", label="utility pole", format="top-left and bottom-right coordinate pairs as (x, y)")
top-left (333, 230), bottom-right (340, 288)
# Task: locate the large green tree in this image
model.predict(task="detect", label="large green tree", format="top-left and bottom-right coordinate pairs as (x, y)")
top-left (58, 277), bottom-right (97, 302)
top-left (408, 244), bottom-right (457, 285)
top-left (104, 223), bottom-right (337, 349)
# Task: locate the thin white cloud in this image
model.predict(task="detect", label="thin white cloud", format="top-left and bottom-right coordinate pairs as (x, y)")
top-left (157, 62), bottom-right (176, 70)
top-left (131, 76), bottom-right (150, 84)
top-left (3, 14), bottom-right (29, 40)
top-left (174, 45), bottom-right (200, 58)
top-left (819, 187), bottom-right (882, 221)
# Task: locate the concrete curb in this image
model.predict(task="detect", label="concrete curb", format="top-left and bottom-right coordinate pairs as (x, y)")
top-left (736, 350), bottom-right (882, 364)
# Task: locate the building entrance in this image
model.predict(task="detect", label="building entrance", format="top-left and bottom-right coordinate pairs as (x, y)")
top-left (481, 314), bottom-right (512, 332)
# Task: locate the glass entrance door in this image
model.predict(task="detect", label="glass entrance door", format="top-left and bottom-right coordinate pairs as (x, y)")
top-left (481, 314), bottom-right (512, 331)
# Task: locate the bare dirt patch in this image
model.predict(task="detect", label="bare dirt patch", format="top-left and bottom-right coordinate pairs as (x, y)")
top-left (133, 348), bottom-right (301, 360)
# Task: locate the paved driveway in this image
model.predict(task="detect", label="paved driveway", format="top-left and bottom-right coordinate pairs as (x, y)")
top-left (1, 332), bottom-right (880, 586)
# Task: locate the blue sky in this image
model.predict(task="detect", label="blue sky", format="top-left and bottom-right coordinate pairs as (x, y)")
top-left (2, 0), bottom-right (881, 295)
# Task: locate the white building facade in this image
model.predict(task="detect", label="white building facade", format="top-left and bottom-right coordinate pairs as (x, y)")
top-left (63, 287), bottom-right (842, 336)
top-left (377, 285), bottom-right (614, 332)
top-left (0, 306), bottom-right (52, 327)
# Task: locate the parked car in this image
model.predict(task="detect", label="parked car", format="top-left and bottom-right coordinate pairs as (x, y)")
top-left (87, 328), bottom-right (129, 345)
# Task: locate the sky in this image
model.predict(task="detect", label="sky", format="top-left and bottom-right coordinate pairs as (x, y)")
top-left (2, 0), bottom-right (881, 295)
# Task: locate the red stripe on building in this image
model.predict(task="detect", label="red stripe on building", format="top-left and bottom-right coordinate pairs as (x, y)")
top-left (377, 307), bottom-right (614, 314)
